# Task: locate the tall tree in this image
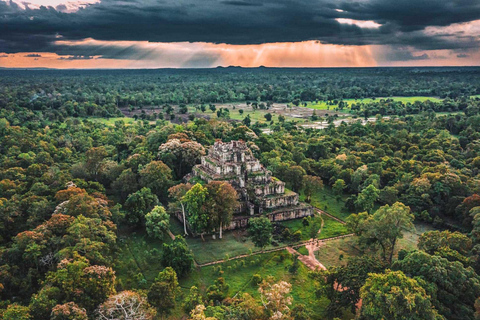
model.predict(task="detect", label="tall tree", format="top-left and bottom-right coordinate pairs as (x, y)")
top-left (205, 181), bottom-right (238, 239)
top-left (96, 291), bottom-right (156, 320)
top-left (302, 175), bottom-right (323, 203)
top-left (147, 267), bottom-right (179, 317)
top-left (145, 205), bottom-right (170, 240)
top-left (168, 183), bottom-right (192, 235)
top-left (314, 256), bottom-right (385, 317)
top-left (393, 250), bottom-right (480, 320)
top-left (160, 236), bottom-right (194, 277)
top-left (248, 217), bottom-right (273, 251)
top-left (124, 187), bottom-right (159, 227)
top-left (347, 202), bottom-right (414, 263)
top-left (158, 139), bottom-right (205, 178)
top-left (183, 183), bottom-right (209, 238)
top-left (139, 161), bottom-right (173, 200)
top-left (355, 184), bottom-right (379, 213)
top-left (360, 270), bottom-right (442, 320)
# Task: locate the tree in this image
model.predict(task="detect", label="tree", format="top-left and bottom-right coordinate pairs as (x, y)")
top-left (302, 175), bottom-right (323, 202)
top-left (2, 304), bottom-right (32, 320)
top-left (29, 286), bottom-right (62, 320)
top-left (124, 187), bottom-right (159, 226)
top-left (205, 181), bottom-right (238, 239)
top-left (160, 236), bottom-right (194, 277)
top-left (313, 256), bottom-right (385, 317)
top-left (393, 250), bottom-right (480, 320)
top-left (50, 302), bottom-right (87, 320)
top-left (332, 179), bottom-right (346, 196)
top-left (347, 202), bottom-right (414, 263)
top-left (206, 277), bottom-right (229, 303)
top-left (264, 113), bottom-right (272, 121)
top-left (145, 205), bottom-right (170, 240)
top-left (355, 184), bottom-right (379, 213)
top-left (189, 305), bottom-right (217, 320)
top-left (139, 161), bottom-right (173, 200)
top-left (242, 115), bottom-right (251, 127)
top-left (158, 139), bottom-right (205, 178)
top-left (84, 146), bottom-right (108, 181)
top-left (96, 291), bottom-right (156, 320)
top-left (168, 183), bottom-right (192, 235)
top-left (183, 286), bottom-right (203, 314)
top-left (148, 267), bottom-right (179, 316)
top-left (45, 257), bottom-right (116, 313)
top-left (183, 183), bottom-right (209, 238)
top-left (418, 230), bottom-right (472, 264)
top-left (259, 280), bottom-right (293, 320)
top-left (248, 217), bottom-right (273, 251)
top-left (360, 270), bottom-right (442, 320)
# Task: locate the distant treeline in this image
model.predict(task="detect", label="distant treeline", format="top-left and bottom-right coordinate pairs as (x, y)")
top-left (1, 67), bottom-right (480, 125)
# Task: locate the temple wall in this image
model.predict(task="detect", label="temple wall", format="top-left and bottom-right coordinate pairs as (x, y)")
top-left (175, 205), bottom-right (313, 233)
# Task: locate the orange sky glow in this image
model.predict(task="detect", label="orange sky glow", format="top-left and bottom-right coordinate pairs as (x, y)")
top-left (2, 40), bottom-right (479, 69)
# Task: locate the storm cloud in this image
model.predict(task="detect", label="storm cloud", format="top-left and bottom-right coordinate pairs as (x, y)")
top-left (0, 0), bottom-right (480, 63)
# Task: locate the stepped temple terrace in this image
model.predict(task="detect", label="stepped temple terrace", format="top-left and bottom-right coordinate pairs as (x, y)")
top-left (183, 140), bottom-right (313, 230)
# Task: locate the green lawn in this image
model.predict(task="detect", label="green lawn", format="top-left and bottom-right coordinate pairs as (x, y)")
top-left (81, 117), bottom-right (136, 125)
top-left (318, 216), bottom-right (349, 239)
top-left (115, 228), bottom-right (172, 290)
top-left (169, 217), bottom-right (274, 264)
top-left (314, 221), bottom-right (434, 268)
top-left (197, 108), bottom-right (303, 124)
top-left (184, 231), bottom-right (261, 265)
top-left (305, 96), bottom-right (443, 111)
top-left (180, 250), bottom-right (333, 319)
top-left (301, 186), bottom-right (351, 220)
top-left (314, 237), bottom-right (361, 268)
top-left (278, 214), bottom-right (349, 241)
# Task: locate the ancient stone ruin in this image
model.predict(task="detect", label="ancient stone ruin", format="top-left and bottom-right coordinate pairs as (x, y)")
top-left (184, 140), bottom-right (313, 230)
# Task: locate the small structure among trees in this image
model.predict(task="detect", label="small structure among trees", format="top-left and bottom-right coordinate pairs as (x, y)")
top-left (182, 140), bottom-right (313, 232)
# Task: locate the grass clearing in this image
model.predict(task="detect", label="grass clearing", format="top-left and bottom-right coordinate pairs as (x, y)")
top-left (180, 250), bottom-right (333, 319)
top-left (301, 186), bottom-right (351, 220)
top-left (81, 117), bottom-right (136, 125)
top-left (315, 237), bottom-right (361, 268)
top-left (305, 96), bottom-right (443, 111)
top-left (318, 216), bottom-right (349, 239)
top-left (115, 228), bottom-right (172, 289)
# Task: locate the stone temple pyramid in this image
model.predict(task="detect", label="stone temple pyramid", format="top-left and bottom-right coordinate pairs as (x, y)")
top-left (185, 140), bottom-right (313, 230)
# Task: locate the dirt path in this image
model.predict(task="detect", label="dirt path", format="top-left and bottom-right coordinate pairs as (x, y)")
top-left (287, 245), bottom-right (326, 271)
top-left (196, 234), bottom-right (353, 267)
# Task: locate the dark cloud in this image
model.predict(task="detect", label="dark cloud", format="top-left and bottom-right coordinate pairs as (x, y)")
top-left (0, 54), bottom-right (8, 57)
top-left (457, 53), bottom-right (469, 58)
top-left (57, 55), bottom-right (94, 60)
top-left (24, 53), bottom-right (42, 57)
top-left (221, 1), bottom-right (264, 6)
top-left (0, 0), bottom-right (479, 59)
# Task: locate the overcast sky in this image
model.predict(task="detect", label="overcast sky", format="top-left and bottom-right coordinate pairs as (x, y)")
top-left (1, 0), bottom-right (480, 68)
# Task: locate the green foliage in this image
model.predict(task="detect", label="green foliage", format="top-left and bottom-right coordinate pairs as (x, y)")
top-left (183, 286), bottom-right (203, 314)
top-left (393, 250), bottom-right (480, 320)
top-left (147, 267), bottom-right (179, 315)
top-left (160, 236), bottom-right (194, 277)
top-left (360, 270), bottom-right (443, 320)
top-left (2, 304), bottom-right (32, 320)
top-left (355, 184), bottom-right (379, 213)
top-left (348, 202), bottom-right (414, 263)
top-left (145, 205), bottom-right (170, 240)
top-left (313, 256), bottom-right (384, 317)
top-left (248, 217), bottom-right (273, 250)
top-left (124, 187), bottom-right (159, 227)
